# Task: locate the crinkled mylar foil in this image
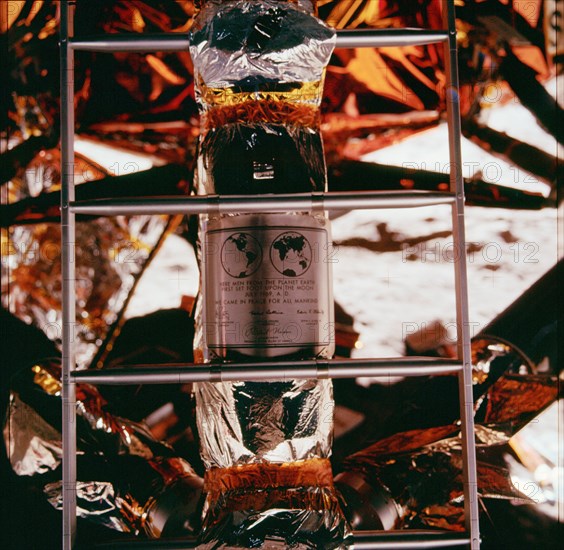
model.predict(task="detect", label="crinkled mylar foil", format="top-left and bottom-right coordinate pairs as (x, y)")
top-left (339, 339), bottom-right (559, 532)
top-left (190, 0), bottom-right (335, 198)
top-left (189, 1), bottom-right (350, 548)
top-left (3, 359), bottom-right (203, 536)
top-left (1, 147), bottom-right (177, 369)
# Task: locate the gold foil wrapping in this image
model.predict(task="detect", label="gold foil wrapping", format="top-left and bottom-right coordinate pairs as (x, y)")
top-left (341, 337), bottom-right (559, 532)
top-left (3, 360), bottom-right (203, 536)
top-left (1, 148), bottom-right (176, 369)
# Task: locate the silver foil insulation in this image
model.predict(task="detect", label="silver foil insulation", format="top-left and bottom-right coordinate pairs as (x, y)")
top-left (3, 359), bottom-right (203, 537)
top-left (189, 1), bottom-right (350, 547)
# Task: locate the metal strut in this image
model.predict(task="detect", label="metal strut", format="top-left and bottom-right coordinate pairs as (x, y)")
top-left (69, 28), bottom-right (449, 52)
top-left (60, 2), bottom-right (77, 549)
top-left (71, 357), bottom-right (464, 385)
top-left (442, 1), bottom-right (480, 547)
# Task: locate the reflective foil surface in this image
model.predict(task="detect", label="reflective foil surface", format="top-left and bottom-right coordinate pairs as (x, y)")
top-left (1, 147), bottom-right (176, 369)
top-left (339, 337), bottom-right (559, 532)
top-left (196, 379), bottom-right (334, 467)
top-left (189, 1), bottom-right (350, 547)
top-left (3, 360), bottom-right (203, 537)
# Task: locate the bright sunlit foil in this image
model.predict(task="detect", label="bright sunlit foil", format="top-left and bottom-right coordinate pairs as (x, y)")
top-left (75, 137), bottom-right (157, 176)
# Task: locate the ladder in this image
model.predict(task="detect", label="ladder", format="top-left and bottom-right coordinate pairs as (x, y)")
top-left (59, 1), bottom-right (479, 548)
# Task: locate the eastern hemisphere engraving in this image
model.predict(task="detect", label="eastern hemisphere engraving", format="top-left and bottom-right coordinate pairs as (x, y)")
top-left (270, 231), bottom-right (312, 277)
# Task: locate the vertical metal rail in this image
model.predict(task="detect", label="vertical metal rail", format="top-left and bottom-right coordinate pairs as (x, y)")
top-left (443, 1), bottom-right (480, 548)
top-left (60, 1), bottom-right (77, 548)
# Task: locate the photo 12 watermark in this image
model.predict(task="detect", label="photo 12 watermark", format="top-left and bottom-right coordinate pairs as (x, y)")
top-left (402, 240), bottom-right (540, 264)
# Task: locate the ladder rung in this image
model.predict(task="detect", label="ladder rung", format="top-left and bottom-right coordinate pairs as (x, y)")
top-left (69, 191), bottom-right (455, 216)
top-left (71, 358), bottom-right (463, 385)
top-left (353, 530), bottom-right (471, 549)
top-left (70, 33), bottom-right (188, 52)
top-left (85, 530), bottom-right (471, 549)
top-left (336, 29), bottom-right (450, 49)
top-left (68, 29), bottom-right (450, 53)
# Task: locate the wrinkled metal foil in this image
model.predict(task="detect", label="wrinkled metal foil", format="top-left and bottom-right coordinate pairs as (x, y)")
top-left (2, 216), bottom-right (171, 369)
top-left (196, 379), bottom-right (334, 467)
top-left (339, 339), bottom-right (559, 532)
top-left (199, 485), bottom-right (347, 549)
top-left (3, 359), bottom-right (203, 536)
top-left (43, 459), bottom-right (203, 537)
top-left (341, 430), bottom-right (542, 532)
top-left (470, 336), bottom-right (559, 442)
top-left (44, 480), bottom-right (126, 532)
top-left (189, 1), bottom-right (349, 547)
top-left (190, 1), bottom-right (333, 100)
top-left (190, 0), bottom-right (335, 197)
top-left (3, 390), bottom-right (63, 476)
top-left (4, 360), bottom-right (177, 467)
top-left (1, 148), bottom-right (175, 368)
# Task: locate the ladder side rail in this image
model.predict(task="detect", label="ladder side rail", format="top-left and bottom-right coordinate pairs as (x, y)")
top-left (60, 0), bottom-right (77, 548)
top-left (443, 1), bottom-right (480, 548)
